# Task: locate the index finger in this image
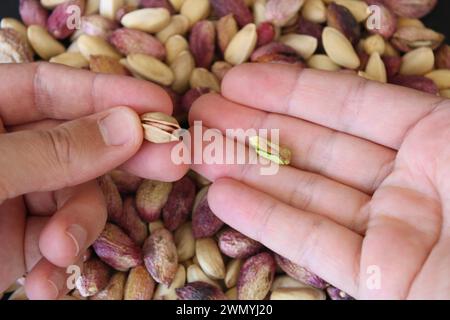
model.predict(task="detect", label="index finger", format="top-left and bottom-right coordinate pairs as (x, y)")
top-left (0, 62), bottom-right (172, 126)
top-left (222, 63), bottom-right (446, 150)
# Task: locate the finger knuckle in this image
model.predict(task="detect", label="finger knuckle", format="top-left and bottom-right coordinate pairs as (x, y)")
top-left (42, 127), bottom-right (76, 184)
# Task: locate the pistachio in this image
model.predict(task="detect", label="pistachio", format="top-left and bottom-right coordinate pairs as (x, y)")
top-left (109, 170), bottom-right (143, 194)
top-left (400, 47), bottom-right (435, 76)
top-left (186, 264), bottom-right (222, 288)
top-left (109, 28), bottom-right (166, 60)
top-left (90, 272), bottom-right (126, 300)
top-left (397, 17), bottom-right (425, 29)
top-left (322, 26), bottom-right (360, 69)
top-left (121, 8), bottom-right (171, 33)
top-left (47, 0), bottom-right (86, 40)
top-left (271, 275), bottom-right (311, 291)
top-left (78, 34), bottom-right (122, 59)
top-left (440, 89), bottom-right (450, 99)
top-left (119, 196), bottom-right (149, 245)
top-left (126, 53), bottom-right (174, 86)
top-left (50, 51), bottom-right (89, 68)
top-left (383, 0), bottom-right (437, 19)
top-left (265, 0), bottom-right (304, 27)
top-left (251, 42), bottom-right (297, 64)
top-left (165, 34), bottom-right (189, 64)
top-left (253, 0), bottom-right (267, 26)
top-left (81, 15), bottom-right (118, 40)
top-left (180, 0), bottom-right (210, 26)
top-left (140, 0), bottom-right (176, 14)
top-left (326, 286), bottom-right (354, 300)
top-left (392, 26), bottom-right (444, 52)
top-left (327, 2), bottom-right (360, 45)
top-left (176, 282), bottom-right (228, 300)
top-left (27, 25), bottom-right (66, 60)
top-left (256, 21), bottom-right (276, 47)
top-left (174, 222), bottom-right (196, 261)
top-left (300, 0), bottom-right (324, 23)
top-left (140, 112), bottom-right (181, 145)
top-left (362, 34), bottom-right (385, 56)
top-left (1, 18), bottom-right (28, 40)
top-left (76, 257), bottom-right (112, 297)
top-left (196, 238), bottom-right (226, 280)
top-left (216, 14), bottom-right (239, 54)
top-left (218, 228), bottom-right (263, 259)
top-left (425, 70), bottom-right (450, 90)
top-left (93, 223), bottom-right (143, 271)
top-left (168, 0), bottom-right (184, 12)
top-left (156, 14), bottom-right (190, 43)
top-left (0, 29), bottom-right (33, 63)
top-left (224, 23), bottom-right (257, 65)
top-left (365, 2), bottom-right (397, 39)
top-left (190, 68), bottom-right (221, 92)
top-left (279, 34), bottom-right (317, 59)
top-left (270, 287), bottom-right (326, 300)
top-left (435, 45), bottom-right (450, 70)
top-left (143, 228), bottom-right (179, 285)
top-left (189, 20), bottom-right (216, 69)
top-left (307, 54), bottom-right (341, 71)
top-left (8, 286), bottom-right (28, 300)
top-left (249, 136), bottom-right (292, 165)
top-left (365, 52), bottom-right (387, 83)
top-left (237, 252), bottom-right (276, 300)
top-left (211, 61), bottom-right (233, 82)
top-left (162, 176), bottom-right (196, 231)
top-left (181, 87), bottom-right (211, 113)
top-left (210, 0), bottom-right (254, 28)
top-left (326, 0), bottom-right (369, 23)
top-left (100, 0), bottom-right (126, 20)
top-left (192, 187), bottom-right (224, 239)
top-left (383, 55), bottom-right (402, 78)
top-left (97, 174), bottom-right (123, 223)
top-left (153, 264), bottom-right (186, 300)
top-left (296, 17), bottom-right (323, 42)
top-left (274, 254), bottom-right (327, 289)
top-left (149, 220), bottom-right (165, 234)
top-left (86, 0), bottom-right (100, 15)
top-left (389, 74), bottom-right (439, 95)
top-left (224, 259), bottom-right (243, 289)
top-left (124, 265), bottom-right (155, 300)
top-left (89, 54), bottom-right (130, 75)
top-left (19, 0), bottom-right (48, 27)
top-left (226, 287), bottom-right (238, 300)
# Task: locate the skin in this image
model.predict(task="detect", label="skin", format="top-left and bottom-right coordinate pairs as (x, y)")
top-left (0, 62), bottom-right (189, 299)
top-left (189, 63), bottom-right (450, 300)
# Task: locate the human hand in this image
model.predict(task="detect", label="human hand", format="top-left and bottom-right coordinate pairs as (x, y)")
top-left (189, 63), bottom-right (450, 299)
top-left (0, 62), bottom-right (188, 299)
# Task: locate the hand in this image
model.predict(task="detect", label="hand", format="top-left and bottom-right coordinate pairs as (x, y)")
top-left (0, 62), bottom-right (188, 299)
top-left (189, 63), bottom-right (450, 299)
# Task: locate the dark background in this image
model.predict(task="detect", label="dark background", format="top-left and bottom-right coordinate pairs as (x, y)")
top-left (0, 0), bottom-right (449, 37)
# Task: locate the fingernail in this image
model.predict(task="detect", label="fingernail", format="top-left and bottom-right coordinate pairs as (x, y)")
top-left (66, 224), bottom-right (87, 258)
top-left (99, 108), bottom-right (137, 146)
top-left (46, 272), bottom-right (66, 300)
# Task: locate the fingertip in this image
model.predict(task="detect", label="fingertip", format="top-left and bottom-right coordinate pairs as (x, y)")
top-left (99, 106), bottom-right (144, 150)
top-left (39, 220), bottom-right (81, 268)
top-left (122, 141), bottom-right (190, 182)
top-left (25, 259), bottom-right (67, 300)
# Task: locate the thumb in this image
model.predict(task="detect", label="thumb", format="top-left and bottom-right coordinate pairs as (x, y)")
top-left (0, 106), bottom-right (143, 202)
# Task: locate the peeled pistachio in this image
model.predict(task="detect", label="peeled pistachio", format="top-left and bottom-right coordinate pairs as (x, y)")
top-left (141, 112), bottom-right (181, 144)
top-left (249, 136), bottom-right (291, 165)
